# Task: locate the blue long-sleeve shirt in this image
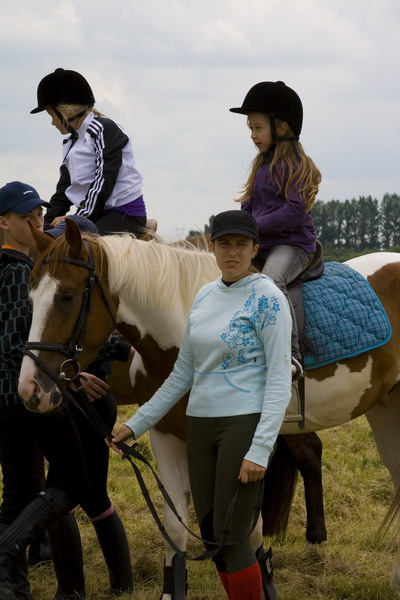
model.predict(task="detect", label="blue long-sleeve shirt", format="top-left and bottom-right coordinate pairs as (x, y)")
top-left (125, 273), bottom-right (292, 467)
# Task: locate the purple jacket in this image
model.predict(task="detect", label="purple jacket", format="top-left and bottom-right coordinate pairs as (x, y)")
top-left (241, 161), bottom-right (317, 253)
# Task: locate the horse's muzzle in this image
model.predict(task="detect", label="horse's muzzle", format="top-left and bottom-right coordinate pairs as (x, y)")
top-left (24, 388), bottom-right (63, 413)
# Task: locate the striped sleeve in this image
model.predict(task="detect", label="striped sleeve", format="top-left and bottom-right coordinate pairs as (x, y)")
top-left (77, 117), bottom-right (129, 221)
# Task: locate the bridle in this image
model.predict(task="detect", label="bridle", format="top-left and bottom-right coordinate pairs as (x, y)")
top-left (23, 241), bottom-right (117, 388)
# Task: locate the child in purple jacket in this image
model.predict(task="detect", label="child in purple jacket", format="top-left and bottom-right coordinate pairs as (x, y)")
top-left (230, 81), bottom-right (322, 376)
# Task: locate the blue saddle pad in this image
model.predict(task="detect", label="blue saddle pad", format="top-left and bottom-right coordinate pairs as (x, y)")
top-left (302, 261), bottom-right (392, 370)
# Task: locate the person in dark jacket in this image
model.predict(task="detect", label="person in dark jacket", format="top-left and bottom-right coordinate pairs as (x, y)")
top-left (0, 185), bottom-right (133, 600)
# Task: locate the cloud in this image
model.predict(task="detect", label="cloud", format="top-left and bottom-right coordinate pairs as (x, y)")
top-left (0, 2), bottom-right (83, 48)
top-left (0, 0), bottom-right (399, 239)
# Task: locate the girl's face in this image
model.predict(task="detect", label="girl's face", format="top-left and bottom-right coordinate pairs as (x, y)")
top-left (247, 112), bottom-right (273, 153)
top-left (0, 206), bottom-right (45, 254)
top-left (211, 234), bottom-right (259, 282)
top-left (46, 107), bottom-right (68, 135)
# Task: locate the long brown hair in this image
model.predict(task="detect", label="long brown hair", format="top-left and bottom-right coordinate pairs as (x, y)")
top-left (236, 118), bottom-right (321, 212)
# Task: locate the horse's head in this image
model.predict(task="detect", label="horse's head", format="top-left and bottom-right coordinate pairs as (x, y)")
top-left (18, 219), bottom-right (118, 413)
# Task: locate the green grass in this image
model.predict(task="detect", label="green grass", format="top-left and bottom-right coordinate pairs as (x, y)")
top-left (26, 409), bottom-right (400, 598)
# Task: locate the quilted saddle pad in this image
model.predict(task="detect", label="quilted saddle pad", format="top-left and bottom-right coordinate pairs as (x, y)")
top-left (302, 261), bottom-right (392, 370)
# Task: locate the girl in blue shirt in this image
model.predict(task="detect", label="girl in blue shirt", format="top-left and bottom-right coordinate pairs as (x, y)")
top-left (111, 210), bottom-right (292, 600)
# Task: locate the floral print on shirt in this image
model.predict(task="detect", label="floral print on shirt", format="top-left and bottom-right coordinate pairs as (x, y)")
top-left (220, 293), bottom-right (280, 369)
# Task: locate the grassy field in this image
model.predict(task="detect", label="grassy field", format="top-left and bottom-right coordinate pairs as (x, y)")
top-left (28, 406), bottom-right (400, 599)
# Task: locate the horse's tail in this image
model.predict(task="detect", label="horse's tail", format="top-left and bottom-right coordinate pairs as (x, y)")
top-left (378, 481), bottom-right (400, 547)
top-left (262, 435), bottom-right (298, 537)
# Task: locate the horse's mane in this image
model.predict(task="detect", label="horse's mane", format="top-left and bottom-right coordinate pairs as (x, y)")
top-left (31, 233), bottom-right (101, 286)
top-left (32, 234), bottom-right (220, 317)
top-left (99, 235), bottom-right (220, 315)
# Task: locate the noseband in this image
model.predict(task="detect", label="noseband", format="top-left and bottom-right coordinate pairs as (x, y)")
top-left (24, 241), bottom-right (117, 387)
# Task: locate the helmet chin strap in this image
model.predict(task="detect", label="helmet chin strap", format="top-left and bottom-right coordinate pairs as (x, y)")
top-left (52, 106), bottom-right (89, 138)
top-left (66, 108), bottom-right (90, 137)
top-left (67, 108), bottom-right (88, 124)
top-left (268, 113), bottom-right (300, 160)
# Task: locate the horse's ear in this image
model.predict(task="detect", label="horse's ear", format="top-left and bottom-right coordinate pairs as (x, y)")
top-left (64, 218), bottom-right (84, 258)
top-left (30, 224), bottom-right (52, 253)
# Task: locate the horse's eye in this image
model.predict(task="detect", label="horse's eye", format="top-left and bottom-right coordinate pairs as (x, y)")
top-left (61, 292), bottom-right (74, 303)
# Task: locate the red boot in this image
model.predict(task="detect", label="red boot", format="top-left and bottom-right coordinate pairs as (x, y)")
top-left (225, 562), bottom-right (262, 600)
top-left (217, 570), bottom-right (231, 598)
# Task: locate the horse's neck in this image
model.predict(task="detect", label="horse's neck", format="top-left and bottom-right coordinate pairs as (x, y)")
top-left (116, 291), bottom-right (186, 345)
top-left (117, 320), bottom-right (180, 378)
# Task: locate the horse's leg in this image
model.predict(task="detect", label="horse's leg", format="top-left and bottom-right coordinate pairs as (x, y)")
top-left (262, 436), bottom-right (298, 538)
top-left (283, 433), bottom-right (327, 546)
top-left (366, 397), bottom-right (400, 489)
top-left (149, 429), bottom-right (190, 600)
top-left (366, 396), bottom-right (400, 593)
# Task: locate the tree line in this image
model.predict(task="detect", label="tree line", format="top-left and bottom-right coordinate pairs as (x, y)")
top-left (312, 194), bottom-right (400, 260)
top-left (189, 194), bottom-right (400, 262)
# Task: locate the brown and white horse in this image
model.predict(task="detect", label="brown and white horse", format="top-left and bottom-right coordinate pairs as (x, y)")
top-left (18, 221), bottom-right (400, 596)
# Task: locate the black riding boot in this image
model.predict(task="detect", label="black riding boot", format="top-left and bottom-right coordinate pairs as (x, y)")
top-left (92, 510), bottom-right (133, 596)
top-left (9, 547), bottom-right (31, 600)
top-left (0, 488), bottom-right (70, 600)
top-left (27, 529), bottom-right (53, 567)
top-left (0, 525), bottom-right (31, 600)
top-left (256, 545), bottom-right (277, 600)
top-left (162, 554), bottom-right (188, 600)
top-left (48, 513), bottom-right (85, 600)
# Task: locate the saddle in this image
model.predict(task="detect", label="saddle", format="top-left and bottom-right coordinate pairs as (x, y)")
top-left (287, 240), bottom-right (325, 357)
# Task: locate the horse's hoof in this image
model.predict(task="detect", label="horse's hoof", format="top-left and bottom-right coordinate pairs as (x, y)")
top-left (305, 540), bottom-right (327, 560)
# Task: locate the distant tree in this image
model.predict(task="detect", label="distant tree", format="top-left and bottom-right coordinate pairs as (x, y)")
top-left (380, 193), bottom-right (400, 248)
top-left (314, 195), bottom-right (382, 252)
top-left (313, 200), bottom-right (346, 246)
top-left (355, 196), bottom-right (380, 250)
top-left (186, 229), bottom-right (203, 238)
top-left (187, 215), bottom-right (215, 239)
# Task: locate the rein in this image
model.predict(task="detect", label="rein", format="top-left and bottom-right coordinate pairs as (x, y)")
top-left (23, 240), bottom-right (262, 561)
top-left (67, 386), bottom-right (261, 562)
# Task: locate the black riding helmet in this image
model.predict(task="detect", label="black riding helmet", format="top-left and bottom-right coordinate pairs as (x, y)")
top-left (30, 68), bottom-right (95, 114)
top-left (230, 81), bottom-right (303, 143)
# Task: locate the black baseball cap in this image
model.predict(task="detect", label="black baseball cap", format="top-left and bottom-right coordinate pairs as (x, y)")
top-left (0, 181), bottom-right (50, 216)
top-left (211, 210), bottom-right (259, 242)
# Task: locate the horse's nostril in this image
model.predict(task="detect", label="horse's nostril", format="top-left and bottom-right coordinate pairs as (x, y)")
top-left (50, 388), bottom-right (62, 408)
top-left (25, 393), bottom-right (41, 412)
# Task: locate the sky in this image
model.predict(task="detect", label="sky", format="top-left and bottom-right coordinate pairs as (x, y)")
top-left (0, 0), bottom-right (399, 240)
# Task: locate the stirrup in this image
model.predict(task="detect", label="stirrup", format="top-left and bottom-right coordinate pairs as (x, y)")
top-left (291, 356), bottom-right (304, 380)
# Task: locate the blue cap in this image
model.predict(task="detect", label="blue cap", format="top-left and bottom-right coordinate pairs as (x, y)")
top-left (45, 215), bottom-right (99, 238)
top-left (0, 181), bottom-right (50, 216)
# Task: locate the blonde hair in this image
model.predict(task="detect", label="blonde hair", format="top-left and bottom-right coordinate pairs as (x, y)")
top-left (55, 103), bottom-right (106, 127)
top-left (236, 118), bottom-right (321, 212)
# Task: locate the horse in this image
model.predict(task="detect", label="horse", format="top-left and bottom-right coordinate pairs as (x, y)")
top-left (18, 221), bottom-right (400, 596)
